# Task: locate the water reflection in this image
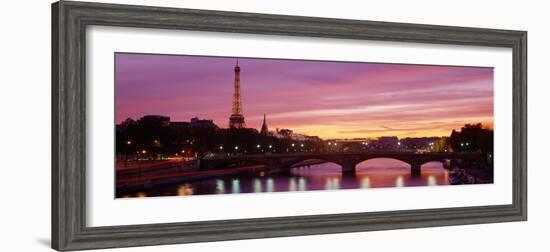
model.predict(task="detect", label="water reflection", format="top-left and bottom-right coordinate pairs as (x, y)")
top-left (177, 184), bottom-right (193, 196)
top-left (126, 158), bottom-right (452, 198)
top-left (266, 178), bottom-right (274, 192)
top-left (395, 176), bottom-right (404, 187)
top-left (231, 179), bottom-right (240, 194)
top-left (216, 179), bottom-right (225, 194)
top-left (332, 178), bottom-right (340, 190)
top-left (427, 175), bottom-right (437, 186)
top-left (298, 177), bottom-right (307, 191)
top-left (289, 178), bottom-right (297, 191)
top-left (253, 179), bottom-right (262, 193)
top-left (360, 177), bottom-right (371, 188)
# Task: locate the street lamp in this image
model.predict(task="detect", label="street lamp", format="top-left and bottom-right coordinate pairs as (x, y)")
top-left (268, 145), bottom-right (272, 149)
top-left (257, 144), bottom-right (261, 148)
top-left (126, 140), bottom-right (132, 145)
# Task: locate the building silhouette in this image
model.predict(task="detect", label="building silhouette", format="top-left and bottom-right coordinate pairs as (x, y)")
top-left (260, 114), bottom-right (269, 135)
top-left (229, 60), bottom-right (246, 128)
top-left (168, 117), bottom-right (220, 129)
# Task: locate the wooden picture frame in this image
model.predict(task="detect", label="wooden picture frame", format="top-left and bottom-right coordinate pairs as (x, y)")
top-left (52, 1), bottom-right (527, 251)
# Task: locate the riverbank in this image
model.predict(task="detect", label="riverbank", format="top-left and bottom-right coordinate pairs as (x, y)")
top-left (117, 159), bottom-right (329, 189)
top-left (116, 164), bottom-right (265, 192)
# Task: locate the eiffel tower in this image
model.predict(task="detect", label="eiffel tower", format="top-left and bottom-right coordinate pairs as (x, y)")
top-left (229, 60), bottom-right (246, 128)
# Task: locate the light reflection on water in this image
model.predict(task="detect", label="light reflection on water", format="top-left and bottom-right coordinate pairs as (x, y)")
top-left (253, 179), bottom-right (262, 193)
top-left (298, 177), bottom-right (307, 191)
top-left (360, 177), bottom-right (371, 188)
top-left (395, 176), bottom-right (404, 187)
top-left (288, 178), bottom-right (297, 191)
top-left (231, 179), bottom-right (240, 194)
top-left (216, 179), bottom-right (225, 194)
top-left (124, 158), bottom-right (451, 198)
top-left (266, 178), bottom-right (274, 192)
top-left (427, 175), bottom-right (437, 186)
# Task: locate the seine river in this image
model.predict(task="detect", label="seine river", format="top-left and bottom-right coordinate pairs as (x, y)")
top-left (120, 158), bottom-right (451, 198)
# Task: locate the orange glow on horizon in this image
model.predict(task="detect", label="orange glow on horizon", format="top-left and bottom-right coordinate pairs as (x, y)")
top-left (270, 118), bottom-right (494, 139)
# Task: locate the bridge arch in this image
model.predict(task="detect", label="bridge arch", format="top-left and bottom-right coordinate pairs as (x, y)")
top-left (282, 157), bottom-right (346, 170)
top-left (420, 160), bottom-right (446, 168)
top-left (354, 157), bottom-right (413, 169)
top-left (354, 158), bottom-right (411, 176)
top-left (353, 156), bottom-right (447, 175)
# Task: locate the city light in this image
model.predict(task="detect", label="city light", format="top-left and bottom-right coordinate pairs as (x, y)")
top-left (257, 144), bottom-right (261, 148)
top-left (141, 150), bottom-right (147, 154)
top-left (291, 143), bottom-right (295, 147)
top-left (126, 140), bottom-right (132, 145)
top-left (234, 146), bottom-right (239, 150)
top-left (219, 146), bottom-right (223, 150)
top-left (181, 150), bottom-right (185, 153)
top-left (268, 145), bottom-right (272, 149)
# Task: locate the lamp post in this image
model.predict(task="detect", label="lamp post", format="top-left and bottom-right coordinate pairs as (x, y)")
top-left (124, 140), bottom-right (132, 167)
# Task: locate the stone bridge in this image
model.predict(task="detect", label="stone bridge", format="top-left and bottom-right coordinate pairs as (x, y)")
top-left (199, 151), bottom-right (484, 175)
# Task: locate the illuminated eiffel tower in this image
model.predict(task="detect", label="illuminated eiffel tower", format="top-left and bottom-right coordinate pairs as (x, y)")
top-left (229, 60), bottom-right (246, 128)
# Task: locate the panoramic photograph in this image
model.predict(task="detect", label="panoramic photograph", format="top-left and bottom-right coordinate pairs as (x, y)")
top-left (115, 53), bottom-right (494, 198)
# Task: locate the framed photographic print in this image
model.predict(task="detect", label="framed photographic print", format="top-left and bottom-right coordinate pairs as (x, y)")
top-left (52, 1), bottom-right (527, 251)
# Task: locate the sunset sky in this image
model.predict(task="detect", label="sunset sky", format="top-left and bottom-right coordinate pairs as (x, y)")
top-left (115, 53), bottom-right (493, 139)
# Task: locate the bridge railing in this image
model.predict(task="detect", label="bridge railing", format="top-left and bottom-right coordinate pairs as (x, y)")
top-left (200, 151), bottom-right (482, 160)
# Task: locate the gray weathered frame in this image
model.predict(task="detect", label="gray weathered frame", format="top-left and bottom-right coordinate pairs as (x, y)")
top-left (52, 1), bottom-right (527, 251)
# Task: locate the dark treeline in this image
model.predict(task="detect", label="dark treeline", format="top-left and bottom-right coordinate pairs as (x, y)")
top-left (116, 116), bottom-right (326, 160)
top-left (450, 123), bottom-right (493, 153)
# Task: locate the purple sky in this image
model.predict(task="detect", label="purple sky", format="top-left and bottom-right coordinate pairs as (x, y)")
top-left (115, 53), bottom-right (493, 139)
